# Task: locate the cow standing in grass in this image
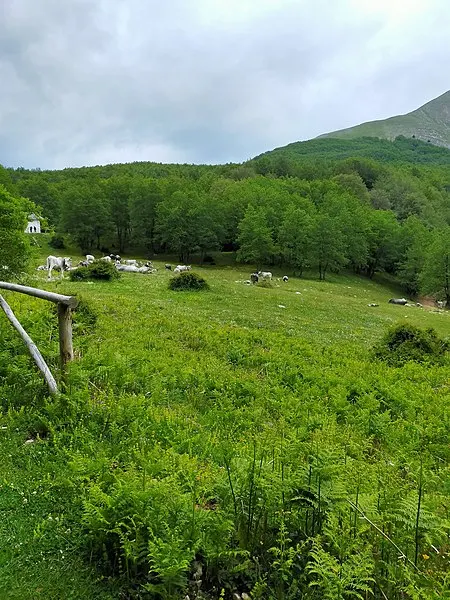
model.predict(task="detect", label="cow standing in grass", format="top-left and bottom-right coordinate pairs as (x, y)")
top-left (258, 271), bottom-right (272, 281)
top-left (46, 256), bottom-right (72, 280)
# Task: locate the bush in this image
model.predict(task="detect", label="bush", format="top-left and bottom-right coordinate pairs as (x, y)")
top-left (373, 323), bottom-right (449, 366)
top-left (49, 234), bottom-right (66, 249)
top-left (203, 255), bottom-right (216, 265)
top-left (69, 266), bottom-right (90, 281)
top-left (169, 271), bottom-right (209, 291)
top-left (69, 261), bottom-right (120, 282)
top-left (257, 279), bottom-right (273, 289)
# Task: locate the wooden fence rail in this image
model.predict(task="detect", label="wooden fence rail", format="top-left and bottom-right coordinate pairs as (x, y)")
top-left (0, 281), bottom-right (79, 395)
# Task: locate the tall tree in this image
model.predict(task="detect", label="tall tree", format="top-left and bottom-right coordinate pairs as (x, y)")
top-left (365, 210), bottom-right (401, 279)
top-left (155, 190), bottom-right (221, 262)
top-left (129, 179), bottom-right (162, 252)
top-left (398, 216), bottom-right (431, 295)
top-left (310, 213), bottom-right (347, 280)
top-left (103, 177), bottom-right (131, 253)
top-left (60, 184), bottom-right (110, 252)
top-left (236, 205), bottom-right (275, 269)
top-left (278, 203), bottom-right (315, 276)
top-left (0, 185), bottom-right (31, 280)
top-left (419, 227), bottom-right (450, 305)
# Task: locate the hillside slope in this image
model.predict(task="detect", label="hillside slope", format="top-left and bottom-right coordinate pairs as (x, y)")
top-left (251, 134), bottom-right (450, 167)
top-left (317, 90), bottom-right (450, 148)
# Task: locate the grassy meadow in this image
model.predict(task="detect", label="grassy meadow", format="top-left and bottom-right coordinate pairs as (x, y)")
top-left (0, 245), bottom-right (449, 599)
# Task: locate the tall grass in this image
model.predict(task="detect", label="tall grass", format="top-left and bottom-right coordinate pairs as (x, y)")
top-left (0, 257), bottom-right (449, 598)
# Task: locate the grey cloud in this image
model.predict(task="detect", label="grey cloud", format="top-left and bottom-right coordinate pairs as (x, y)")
top-left (0, 0), bottom-right (449, 169)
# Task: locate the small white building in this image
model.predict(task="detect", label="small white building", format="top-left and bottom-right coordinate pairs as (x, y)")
top-left (25, 214), bottom-right (41, 234)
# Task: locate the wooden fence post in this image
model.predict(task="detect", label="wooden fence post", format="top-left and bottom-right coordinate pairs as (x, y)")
top-left (0, 281), bottom-right (78, 390)
top-left (57, 302), bottom-right (74, 368)
top-left (0, 294), bottom-right (59, 395)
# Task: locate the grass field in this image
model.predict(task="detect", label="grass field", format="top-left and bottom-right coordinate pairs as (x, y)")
top-left (0, 247), bottom-right (449, 599)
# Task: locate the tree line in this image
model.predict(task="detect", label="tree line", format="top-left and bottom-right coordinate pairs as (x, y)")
top-left (1, 135), bottom-right (449, 302)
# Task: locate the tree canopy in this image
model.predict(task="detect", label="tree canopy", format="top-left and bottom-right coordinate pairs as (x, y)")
top-left (2, 135), bottom-right (450, 295)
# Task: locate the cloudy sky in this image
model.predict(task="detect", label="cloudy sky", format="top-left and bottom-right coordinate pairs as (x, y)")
top-left (0, 0), bottom-right (449, 169)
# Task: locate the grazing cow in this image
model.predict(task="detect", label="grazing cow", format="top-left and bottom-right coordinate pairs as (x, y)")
top-left (116, 264), bottom-right (138, 272)
top-left (258, 271), bottom-right (272, 281)
top-left (250, 272), bottom-right (259, 284)
top-left (388, 298), bottom-right (408, 305)
top-left (174, 265), bottom-right (192, 274)
top-left (46, 256), bottom-right (72, 280)
top-left (109, 254), bottom-right (121, 262)
top-left (282, 276), bottom-right (289, 282)
top-left (165, 264), bottom-right (172, 270)
top-left (436, 300), bottom-right (447, 309)
top-left (85, 254), bottom-right (95, 263)
top-left (116, 264), bottom-right (152, 273)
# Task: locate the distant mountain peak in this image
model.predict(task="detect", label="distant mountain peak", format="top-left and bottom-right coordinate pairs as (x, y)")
top-left (318, 90), bottom-right (450, 148)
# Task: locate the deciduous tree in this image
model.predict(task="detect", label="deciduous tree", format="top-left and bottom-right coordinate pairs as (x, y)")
top-left (0, 185), bottom-right (31, 280)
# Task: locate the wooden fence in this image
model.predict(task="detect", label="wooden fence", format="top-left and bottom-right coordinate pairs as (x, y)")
top-left (0, 281), bottom-right (78, 395)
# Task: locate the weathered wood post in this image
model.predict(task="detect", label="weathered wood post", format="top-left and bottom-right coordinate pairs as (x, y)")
top-left (0, 281), bottom-right (79, 392)
top-left (57, 302), bottom-right (74, 368)
top-left (0, 294), bottom-right (58, 395)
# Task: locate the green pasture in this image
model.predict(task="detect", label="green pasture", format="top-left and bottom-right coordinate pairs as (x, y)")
top-left (0, 252), bottom-right (449, 599)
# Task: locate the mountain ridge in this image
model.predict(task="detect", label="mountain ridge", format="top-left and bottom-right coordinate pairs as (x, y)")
top-left (317, 90), bottom-right (450, 148)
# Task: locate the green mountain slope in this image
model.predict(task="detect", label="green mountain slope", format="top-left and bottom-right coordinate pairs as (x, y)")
top-left (251, 135), bottom-right (450, 168)
top-left (318, 90), bottom-right (450, 148)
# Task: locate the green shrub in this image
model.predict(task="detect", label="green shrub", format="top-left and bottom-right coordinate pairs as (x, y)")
top-left (69, 261), bottom-right (120, 282)
top-left (87, 261), bottom-right (120, 281)
top-left (257, 279), bottom-right (273, 289)
top-left (169, 271), bottom-right (209, 291)
top-left (69, 266), bottom-right (90, 281)
top-left (49, 234), bottom-right (66, 249)
top-left (373, 323), bottom-right (449, 366)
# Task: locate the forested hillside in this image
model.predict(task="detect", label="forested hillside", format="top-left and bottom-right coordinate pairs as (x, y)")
top-left (1, 135), bottom-right (450, 300)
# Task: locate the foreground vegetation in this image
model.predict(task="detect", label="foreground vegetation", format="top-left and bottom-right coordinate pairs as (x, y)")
top-left (1, 250), bottom-right (449, 598)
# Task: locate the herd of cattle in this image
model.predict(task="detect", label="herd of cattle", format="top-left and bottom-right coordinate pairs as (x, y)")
top-left (41, 254), bottom-right (195, 280)
top-left (41, 256), bottom-right (282, 284)
top-left (37, 257), bottom-right (448, 310)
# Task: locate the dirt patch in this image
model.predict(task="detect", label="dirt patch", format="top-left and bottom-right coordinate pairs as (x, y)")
top-left (418, 296), bottom-right (437, 309)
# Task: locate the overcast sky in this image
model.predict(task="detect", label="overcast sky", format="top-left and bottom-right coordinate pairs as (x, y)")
top-left (0, 0), bottom-right (449, 169)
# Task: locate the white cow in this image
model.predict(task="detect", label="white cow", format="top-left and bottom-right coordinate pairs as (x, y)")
top-left (174, 265), bottom-right (192, 274)
top-left (258, 271), bottom-right (272, 281)
top-left (46, 256), bottom-right (72, 280)
top-left (116, 264), bottom-right (152, 273)
top-left (85, 254), bottom-right (95, 263)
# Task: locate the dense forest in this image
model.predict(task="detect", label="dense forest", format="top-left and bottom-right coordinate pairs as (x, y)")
top-left (1, 135), bottom-right (450, 301)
